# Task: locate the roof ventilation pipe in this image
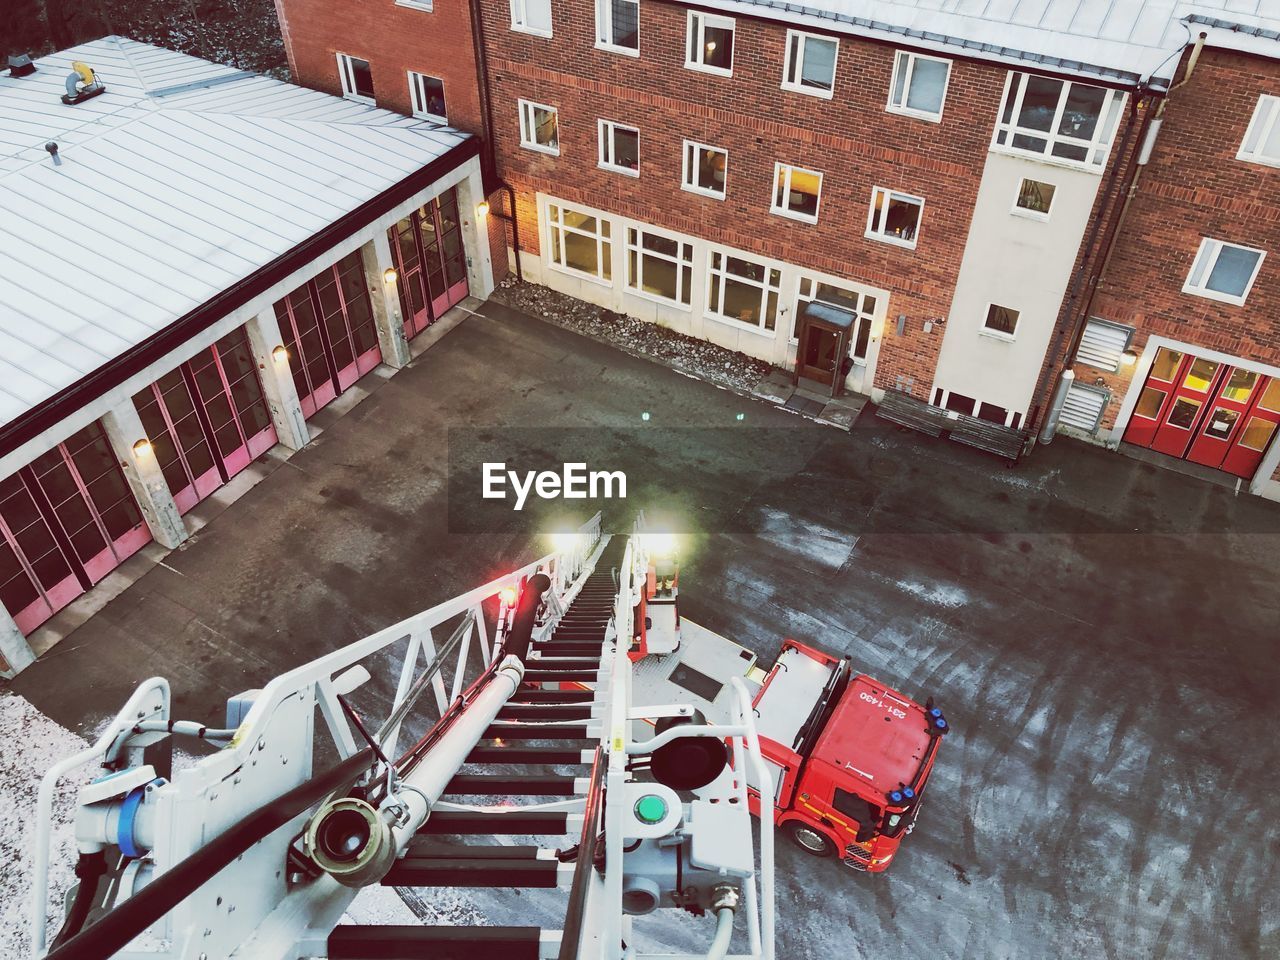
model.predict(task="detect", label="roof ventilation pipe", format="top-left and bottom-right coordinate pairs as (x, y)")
top-left (62, 62), bottom-right (106, 105)
top-left (45, 142), bottom-right (62, 166)
top-left (8, 54), bottom-right (36, 77)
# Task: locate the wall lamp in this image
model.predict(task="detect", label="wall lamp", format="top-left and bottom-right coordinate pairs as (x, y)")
top-left (133, 438), bottom-right (153, 457)
top-left (272, 345), bottom-right (289, 364)
top-left (476, 200), bottom-right (491, 217)
top-left (384, 267), bottom-right (398, 285)
top-left (1120, 349), bottom-right (1139, 367)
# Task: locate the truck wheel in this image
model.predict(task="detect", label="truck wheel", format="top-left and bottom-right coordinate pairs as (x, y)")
top-left (785, 821), bottom-right (835, 858)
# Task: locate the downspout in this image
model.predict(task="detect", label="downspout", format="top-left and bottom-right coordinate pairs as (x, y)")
top-left (466, 0), bottom-right (524, 281)
top-left (1037, 31), bottom-right (1207, 443)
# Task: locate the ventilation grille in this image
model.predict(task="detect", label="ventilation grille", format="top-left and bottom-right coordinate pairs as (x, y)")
top-left (1076, 318), bottom-right (1133, 372)
top-left (1061, 383), bottom-right (1109, 433)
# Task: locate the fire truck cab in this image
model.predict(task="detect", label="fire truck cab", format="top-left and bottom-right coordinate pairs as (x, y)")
top-left (746, 640), bottom-right (946, 872)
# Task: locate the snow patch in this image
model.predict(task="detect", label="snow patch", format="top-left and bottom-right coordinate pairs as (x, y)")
top-left (0, 694), bottom-right (92, 959)
top-left (895, 580), bottom-right (969, 608)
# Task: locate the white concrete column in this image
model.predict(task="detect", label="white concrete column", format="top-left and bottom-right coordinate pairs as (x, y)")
top-left (1249, 430), bottom-right (1280, 497)
top-left (361, 236), bottom-right (411, 369)
top-left (454, 165), bottom-right (496, 300)
top-left (0, 605), bottom-right (36, 676)
top-left (246, 311), bottom-right (310, 451)
top-left (102, 402), bottom-right (189, 550)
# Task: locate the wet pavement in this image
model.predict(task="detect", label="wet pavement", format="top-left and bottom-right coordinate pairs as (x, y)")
top-left (7, 301), bottom-right (1280, 958)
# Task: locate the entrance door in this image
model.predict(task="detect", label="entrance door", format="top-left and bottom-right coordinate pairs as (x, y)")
top-left (1185, 367), bottom-right (1261, 470)
top-left (274, 251), bottom-right (383, 418)
top-left (799, 324), bottom-right (840, 385)
top-left (134, 328), bottom-right (278, 514)
top-left (0, 423), bottom-right (151, 634)
top-left (388, 187), bottom-right (470, 340)
top-left (1217, 376), bottom-right (1280, 478)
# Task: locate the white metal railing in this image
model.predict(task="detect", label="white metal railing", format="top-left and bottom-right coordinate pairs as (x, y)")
top-left (29, 512), bottom-right (604, 958)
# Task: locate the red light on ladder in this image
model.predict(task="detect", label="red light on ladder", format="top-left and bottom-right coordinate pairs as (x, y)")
top-left (499, 587), bottom-right (518, 607)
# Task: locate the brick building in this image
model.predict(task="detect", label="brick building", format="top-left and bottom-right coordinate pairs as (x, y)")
top-left (271, 0), bottom-right (1280, 499)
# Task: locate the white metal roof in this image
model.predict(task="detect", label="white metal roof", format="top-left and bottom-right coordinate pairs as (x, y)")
top-left (700, 0), bottom-right (1280, 84)
top-left (0, 37), bottom-right (470, 431)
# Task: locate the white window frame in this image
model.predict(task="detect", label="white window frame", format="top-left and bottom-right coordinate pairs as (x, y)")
top-left (885, 50), bottom-right (951, 122)
top-left (980, 303), bottom-right (1020, 341)
top-left (682, 139), bottom-right (727, 199)
top-left (626, 224), bottom-right (695, 309)
top-left (685, 11), bottom-right (734, 77)
top-left (394, 0), bottom-right (433, 10)
top-left (596, 0), bottom-right (639, 55)
top-left (770, 162), bottom-right (823, 224)
top-left (781, 29), bottom-right (838, 100)
top-left (705, 248), bottom-right (783, 334)
top-left (993, 71), bottom-right (1124, 170)
top-left (1238, 94), bottom-right (1280, 167)
top-left (545, 201), bottom-right (613, 285)
top-left (1182, 238), bottom-right (1266, 306)
top-left (598, 120), bottom-right (640, 176)
top-left (336, 53), bottom-right (374, 104)
top-left (407, 71), bottom-right (447, 124)
top-left (793, 275), bottom-right (880, 366)
top-left (1011, 177), bottom-right (1056, 220)
top-left (865, 186), bottom-right (923, 249)
top-left (510, 0), bottom-right (553, 37)
top-left (518, 99), bottom-right (560, 155)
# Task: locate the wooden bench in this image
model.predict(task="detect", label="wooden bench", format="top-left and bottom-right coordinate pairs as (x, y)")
top-left (875, 389), bottom-right (1029, 462)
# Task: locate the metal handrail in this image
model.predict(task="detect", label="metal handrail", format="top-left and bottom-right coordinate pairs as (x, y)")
top-left (556, 745), bottom-right (606, 960)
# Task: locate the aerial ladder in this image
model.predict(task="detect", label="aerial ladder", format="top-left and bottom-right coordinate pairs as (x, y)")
top-left (30, 514), bottom-right (774, 960)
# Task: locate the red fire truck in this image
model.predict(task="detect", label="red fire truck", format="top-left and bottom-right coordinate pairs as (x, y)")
top-left (626, 535), bottom-right (948, 873)
top-left (745, 639), bottom-right (947, 871)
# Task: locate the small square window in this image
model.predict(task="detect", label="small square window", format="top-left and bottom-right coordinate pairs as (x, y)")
top-left (771, 163), bottom-right (822, 223)
top-left (596, 0), bottom-right (639, 53)
top-left (518, 99), bottom-right (559, 154)
top-left (337, 53), bottom-right (375, 103)
top-left (1238, 95), bottom-right (1280, 167)
top-left (686, 11), bottom-right (734, 76)
top-left (682, 140), bottom-right (727, 198)
top-left (1013, 178), bottom-right (1056, 218)
top-left (511, 0), bottom-right (553, 36)
top-left (982, 304), bottom-right (1020, 339)
top-left (782, 30), bottom-right (838, 98)
top-left (599, 120), bottom-right (639, 175)
top-left (408, 71), bottom-right (447, 124)
top-left (866, 187), bottom-right (922, 248)
top-left (887, 51), bottom-right (951, 121)
top-left (1183, 238), bottom-right (1265, 305)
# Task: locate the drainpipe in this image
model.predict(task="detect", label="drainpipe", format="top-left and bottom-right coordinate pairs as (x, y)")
top-left (466, 0), bottom-right (524, 282)
top-left (1038, 370), bottom-right (1076, 445)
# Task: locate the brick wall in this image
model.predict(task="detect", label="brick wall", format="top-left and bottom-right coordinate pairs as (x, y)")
top-left (273, 0), bottom-right (484, 135)
top-left (1082, 48), bottom-right (1280, 432)
top-left (479, 0), bottom-right (1010, 391)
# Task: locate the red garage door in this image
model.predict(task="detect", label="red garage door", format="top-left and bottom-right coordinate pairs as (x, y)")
top-left (1124, 347), bottom-right (1280, 479)
top-left (387, 187), bottom-right (469, 339)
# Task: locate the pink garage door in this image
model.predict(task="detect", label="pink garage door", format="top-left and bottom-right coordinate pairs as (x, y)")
top-left (134, 328), bottom-right (278, 515)
top-left (0, 422), bottom-right (152, 635)
top-left (387, 187), bottom-right (470, 340)
top-left (274, 250), bottom-right (382, 418)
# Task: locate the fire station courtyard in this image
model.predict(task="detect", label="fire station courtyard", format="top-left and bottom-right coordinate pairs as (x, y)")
top-left (8, 301), bottom-right (1280, 959)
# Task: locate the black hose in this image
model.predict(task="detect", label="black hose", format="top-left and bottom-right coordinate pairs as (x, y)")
top-left (505, 572), bottom-right (551, 662)
top-left (49, 851), bottom-right (108, 948)
top-left (46, 748), bottom-right (375, 960)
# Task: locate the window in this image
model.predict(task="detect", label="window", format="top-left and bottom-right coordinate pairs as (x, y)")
top-left (782, 30), bottom-right (837, 98)
top-left (1075, 318), bottom-right (1134, 372)
top-left (518, 99), bottom-right (559, 154)
top-left (796, 277), bottom-right (877, 361)
top-left (994, 72), bottom-right (1123, 168)
top-left (395, 0), bottom-right (432, 10)
top-left (627, 227), bottom-right (694, 306)
top-left (982, 303), bottom-right (1020, 339)
top-left (1239, 95), bottom-right (1280, 166)
top-left (337, 53), bottom-right (374, 103)
top-left (546, 203), bottom-right (612, 282)
top-left (596, 0), bottom-right (638, 53)
top-left (599, 120), bottom-right (639, 175)
top-left (1183, 238), bottom-right (1265, 305)
top-left (682, 140), bottom-right (727, 198)
top-left (511, 0), bottom-right (552, 36)
top-left (887, 51), bottom-right (950, 121)
top-left (1014, 178), bottom-right (1055, 218)
top-left (707, 251), bottom-right (782, 332)
top-left (408, 72), bottom-right (447, 124)
top-left (771, 163), bottom-right (822, 223)
top-left (866, 187), bottom-right (923, 248)
top-left (686, 11), bottom-right (734, 75)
